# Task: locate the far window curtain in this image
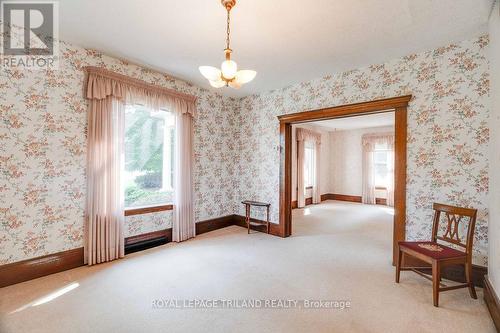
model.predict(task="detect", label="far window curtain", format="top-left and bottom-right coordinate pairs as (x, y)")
top-left (312, 141), bottom-right (321, 204)
top-left (386, 149), bottom-right (395, 207)
top-left (297, 139), bottom-right (306, 208)
top-left (361, 147), bottom-right (376, 205)
top-left (84, 67), bottom-right (197, 264)
top-left (361, 132), bottom-right (395, 206)
top-left (296, 128), bottom-right (321, 207)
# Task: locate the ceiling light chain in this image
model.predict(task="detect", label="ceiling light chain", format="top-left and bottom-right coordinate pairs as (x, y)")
top-left (226, 7), bottom-right (231, 53)
top-left (199, 0), bottom-right (256, 89)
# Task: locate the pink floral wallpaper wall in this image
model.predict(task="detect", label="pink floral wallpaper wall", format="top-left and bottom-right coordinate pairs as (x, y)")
top-left (0, 35), bottom-right (491, 266)
top-left (0, 41), bottom-right (239, 264)
top-left (234, 36), bottom-right (490, 265)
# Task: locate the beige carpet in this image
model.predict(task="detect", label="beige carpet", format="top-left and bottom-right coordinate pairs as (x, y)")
top-left (0, 201), bottom-right (495, 332)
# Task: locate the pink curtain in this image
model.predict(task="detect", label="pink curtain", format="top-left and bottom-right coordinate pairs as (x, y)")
top-left (85, 67), bottom-right (196, 114)
top-left (361, 133), bottom-right (395, 206)
top-left (386, 150), bottom-right (395, 207)
top-left (173, 111), bottom-right (195, 242)
top-left (296, 128), bottom-right (322, 207)
top-left (313, 141), bottom-right (321, 204)
top-left (361, 147), bottom-right (376, 205)
top-left (84, 67), bottom-right (197, 265)
top-left (297, 140), bottom-right (305, 208)
top-left (85, 97), bottom-right (125, 265)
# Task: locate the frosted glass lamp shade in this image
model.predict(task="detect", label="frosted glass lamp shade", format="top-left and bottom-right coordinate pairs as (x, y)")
top-left (200, 62), bottom-right (255, 89)
top-left (209, 79), bottom-right (226, 88)
top-left (199, 66), bottom-right (222, 81)
top-left (221, 60), bottom-right (238, 79)
top-left (234, 70), bottom-right (257, 84)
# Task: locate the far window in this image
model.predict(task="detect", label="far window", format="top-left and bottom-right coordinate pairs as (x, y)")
top-left (373, 143), bottom-right (390, 188)
top-left (124, 104), bottom-right (175, 208)
top-left (304, 143), bottom-right (315, 188)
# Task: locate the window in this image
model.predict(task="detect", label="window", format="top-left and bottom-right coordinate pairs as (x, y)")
top-left (373, 143), bottom-right (391, 188)
top-left (124, 104), bottom-right (175, 208)
top-left (304, 143), bottom-right (315, 188)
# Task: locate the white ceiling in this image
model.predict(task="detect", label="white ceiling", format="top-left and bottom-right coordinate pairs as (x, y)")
top-left (307, 112), bottom-right (395, 131)
top-left (59, 0), bottom-right (493, 98)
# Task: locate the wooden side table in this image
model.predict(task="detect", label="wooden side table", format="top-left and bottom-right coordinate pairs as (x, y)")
top-left (241, 201), bottom-right (270, 234)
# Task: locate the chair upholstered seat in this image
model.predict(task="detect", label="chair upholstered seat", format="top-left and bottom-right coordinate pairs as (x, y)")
top-left (398, 241), bottom-right (466, 260)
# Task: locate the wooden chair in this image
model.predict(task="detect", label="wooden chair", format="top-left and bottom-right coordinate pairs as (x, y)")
top-left (395, 203), bottom-right (477, 307)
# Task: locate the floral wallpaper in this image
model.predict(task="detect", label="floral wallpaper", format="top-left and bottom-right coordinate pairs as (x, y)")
top-left (234, 36), bottom-right (490, 265)
top-left (0, 41), bottom-right (239, 264)
top-left (0, 35), bottom-right (491, 266)
top-left (124, 212), bottom-right (172, 238)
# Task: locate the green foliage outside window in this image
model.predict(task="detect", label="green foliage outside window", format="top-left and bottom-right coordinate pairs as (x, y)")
top-left (124, 105), bottom-right (174, 208)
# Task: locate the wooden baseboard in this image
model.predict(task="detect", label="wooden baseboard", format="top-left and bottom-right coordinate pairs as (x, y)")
top-left (125, 229), bottom-right (172, 246)
top-left (291, 197), bottom-right (313, 208)
top-left (0, 215), bottom-right (240, 288)
top-left (441, 264), bottom-right (487, 288)
top-left (196, 215), bottom-right (235, 235)
top-left (292, 193), bottom-right (387, 207)
top-left (291, 194), bottom-right (333, 209)
top-left (3, 213), bottom-right (485, 291)
top-left (330, 193), bottom-right (387, 205)
top-left (124, 215), bottom-right (235, 248)
top-left (331, 193), bottom-right (362, 203)
top-left (0, 247), bottom-right (84, 288)
top-left (484, 276), bottom-right (500, 331)
top-left (232, 214), bottom-right (282, 237)
top-left (320, 193), bottom-right (335, 201)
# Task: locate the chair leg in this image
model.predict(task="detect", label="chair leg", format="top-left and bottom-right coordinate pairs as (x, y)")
top-left (395, 248), bottom-right (403, 283)
top-left (465, 262), bottom-right (477, 299)
top-left (432, 261), bottom-right (440, 307)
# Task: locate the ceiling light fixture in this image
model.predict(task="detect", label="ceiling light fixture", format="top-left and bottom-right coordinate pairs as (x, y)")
top-left (199, 0), bottom-right (256, 89)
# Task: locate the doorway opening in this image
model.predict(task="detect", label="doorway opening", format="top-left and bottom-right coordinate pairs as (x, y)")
top-left (278, 96), bottom-right (411, 264)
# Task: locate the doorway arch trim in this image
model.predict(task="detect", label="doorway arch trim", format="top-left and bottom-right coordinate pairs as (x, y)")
top-left (277, 95), bottom-right (412, 264)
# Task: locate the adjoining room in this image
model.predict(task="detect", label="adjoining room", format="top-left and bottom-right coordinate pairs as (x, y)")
top-left (291, 113), bottom-right (396, 266)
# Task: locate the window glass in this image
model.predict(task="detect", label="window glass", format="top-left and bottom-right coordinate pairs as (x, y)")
top-left (373, 144), bottom-right (393, 188)
top-left (304, 144), bottom-right (315, 188)
top-left (124, 104), bottom-right (175, 208)
top-left (374, 150), bottom-right (389, 188)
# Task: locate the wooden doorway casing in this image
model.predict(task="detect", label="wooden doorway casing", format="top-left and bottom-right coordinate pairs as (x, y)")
top-left (278, 95), bottom-right (412, 264)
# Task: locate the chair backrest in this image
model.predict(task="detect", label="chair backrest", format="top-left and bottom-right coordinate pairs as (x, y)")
top-left (431, 203), bottom-right (477, 256)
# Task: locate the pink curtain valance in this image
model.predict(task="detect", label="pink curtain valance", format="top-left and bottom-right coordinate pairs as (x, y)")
top-left (362, 132), bottom-right (394, 151)
top-left (84, 66), bottom-right (197, 117)
top-left (296, 128), bottom-right (321, 144)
